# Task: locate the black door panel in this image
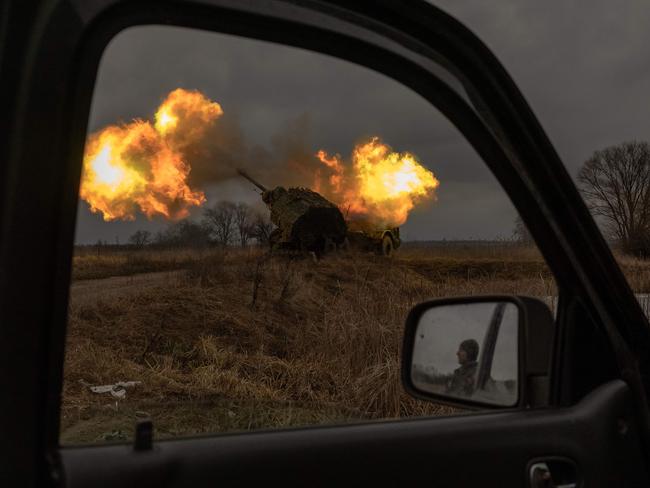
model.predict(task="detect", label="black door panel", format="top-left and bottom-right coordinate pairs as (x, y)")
top-left (60, 381), bottom-right (646, 487)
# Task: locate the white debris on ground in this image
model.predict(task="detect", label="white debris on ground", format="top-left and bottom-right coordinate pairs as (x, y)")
top-left (79, 380), bottom-right (142, 398)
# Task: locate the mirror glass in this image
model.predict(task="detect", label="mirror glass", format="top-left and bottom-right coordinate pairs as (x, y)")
top-left (411, 301), bottom-right (519, 406)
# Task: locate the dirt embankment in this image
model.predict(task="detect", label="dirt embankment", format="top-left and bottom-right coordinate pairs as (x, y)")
top-left (62, 246), bottom-right (559, 444)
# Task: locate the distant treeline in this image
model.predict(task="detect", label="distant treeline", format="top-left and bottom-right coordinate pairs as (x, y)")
top-left (403, 237), bottom-right (529, 249)
top-left (86, 201), bottom-right (275, 250)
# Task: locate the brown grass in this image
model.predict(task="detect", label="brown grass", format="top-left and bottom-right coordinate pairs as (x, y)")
top-left (71, 247), bottom-right (226, 281)
top-left (62, 243), bottom-right (650, 444)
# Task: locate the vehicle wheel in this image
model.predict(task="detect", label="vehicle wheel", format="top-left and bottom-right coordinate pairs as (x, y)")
top-left (339, 237), bottom-right (351, 252)
top-left (381, 235), bottom-right (394, 257)
top-left (269, 228), bottom-right (282, 248)
top-left (323, 237), bottom-right (337, 254)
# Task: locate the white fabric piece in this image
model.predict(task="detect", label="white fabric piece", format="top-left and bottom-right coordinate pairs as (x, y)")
top-left (84, 381), bottom-right (142, 398)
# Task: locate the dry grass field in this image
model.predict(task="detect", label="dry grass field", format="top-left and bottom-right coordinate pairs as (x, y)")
top-left (61, 243), bottom-right (650, 444)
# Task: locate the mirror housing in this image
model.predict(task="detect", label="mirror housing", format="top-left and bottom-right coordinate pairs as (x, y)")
top-left (401, 295), bottom-right (554, 409)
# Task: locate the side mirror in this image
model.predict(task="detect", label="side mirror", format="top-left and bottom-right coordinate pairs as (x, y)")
top-left (401, 296), bottom-right (554, 409)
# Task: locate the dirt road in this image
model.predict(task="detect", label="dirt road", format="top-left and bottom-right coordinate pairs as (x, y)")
top-left (69, 271), bottom-right (185, 306)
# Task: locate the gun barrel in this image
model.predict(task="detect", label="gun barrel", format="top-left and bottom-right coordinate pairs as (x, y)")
top-left (237, 169), bottom-right (267, 192)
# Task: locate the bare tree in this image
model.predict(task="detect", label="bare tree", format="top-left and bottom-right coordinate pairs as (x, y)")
top-left (234, 202), bottom-right (253, 247)
top-left (251, 212), bottom-right (275, 246)
top-left (578, 141), bottom-right (650, 255)
top-left (128, 229), bottom-right (151, 248)
top-left (203, 201), bottom-right (237, 246)
top-left (153, 221), bottom-right (210, 248)
top-left (512, 216), bottom-right (533, 245)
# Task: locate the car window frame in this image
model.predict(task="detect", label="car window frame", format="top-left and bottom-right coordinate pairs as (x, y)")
top-left (2, 0), bottom-right (650, 480)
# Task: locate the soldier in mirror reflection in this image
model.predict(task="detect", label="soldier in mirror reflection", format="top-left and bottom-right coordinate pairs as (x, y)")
top-left (427, 339), bottom-right (479, 397)
top-left (446, 339), bottom-right (479, 396)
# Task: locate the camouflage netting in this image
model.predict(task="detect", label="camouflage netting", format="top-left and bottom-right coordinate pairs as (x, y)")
top-left (263, 187), bottom-right (347, 252)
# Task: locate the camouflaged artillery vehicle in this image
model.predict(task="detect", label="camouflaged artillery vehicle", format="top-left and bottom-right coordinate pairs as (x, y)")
top-left (238, 169), bottom-right (348, 254)
top-left (238, 169), bottom-right (400, 256)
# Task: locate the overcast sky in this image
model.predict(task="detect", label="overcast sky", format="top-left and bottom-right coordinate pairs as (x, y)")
top-left (75, 1), bottom-right (650, 244)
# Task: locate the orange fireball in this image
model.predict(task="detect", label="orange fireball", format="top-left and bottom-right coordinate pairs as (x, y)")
top-left (80, 88), bottom-right (221, 221)
top-left (316, 137), bottom-right (439, 227)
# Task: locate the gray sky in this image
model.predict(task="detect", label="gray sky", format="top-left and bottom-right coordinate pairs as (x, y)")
top-left (75, 1), bottom-right (650, 244)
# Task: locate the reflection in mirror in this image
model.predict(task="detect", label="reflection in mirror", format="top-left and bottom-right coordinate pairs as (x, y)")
top-left (411, 301), bottom-right (518, 406)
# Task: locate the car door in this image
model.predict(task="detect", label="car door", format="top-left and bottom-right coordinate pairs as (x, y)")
top-left (1, 1), bottom-right (650, 487)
